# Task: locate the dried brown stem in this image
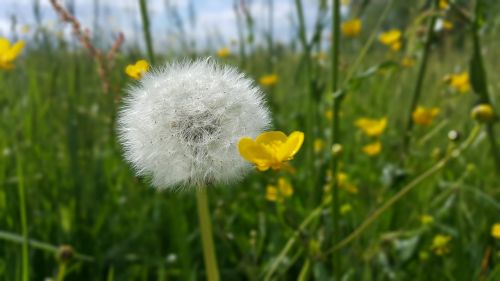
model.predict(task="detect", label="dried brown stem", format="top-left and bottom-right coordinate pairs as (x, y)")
top-left (49, 0), bottom-right (125, 96)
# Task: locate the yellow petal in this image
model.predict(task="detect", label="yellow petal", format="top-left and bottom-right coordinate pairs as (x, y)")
top-left (125, 65), bottom-right (140, 79)
top-left (238, 137), bottom-right (273, 170)
top-left (0, 38), bottom-right (10, 53)
top-left (278, 131), bottom-right (304, 161)
top-left (2, 40), bottom-right (25, 62)
top-left (135, 59), bottom-right (149, 71)
top-left (256, 131), bottom-right (288, 145)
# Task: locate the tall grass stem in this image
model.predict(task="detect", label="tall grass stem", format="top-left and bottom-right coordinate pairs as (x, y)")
top-left (138, 0), bottom-right (155, 65)
top-left (330, 0), bottom-right (341, 279)
top-left (16, 154), bottom-right (29, 281)
top-left (403, 0), bottom-right (438, 150)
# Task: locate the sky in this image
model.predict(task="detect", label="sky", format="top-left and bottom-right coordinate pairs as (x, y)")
top-left (0, 0), bottom-right (336, 52)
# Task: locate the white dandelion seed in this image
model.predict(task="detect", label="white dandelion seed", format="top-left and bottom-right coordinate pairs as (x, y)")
top-left (117, 58), bottom-right (271, 189)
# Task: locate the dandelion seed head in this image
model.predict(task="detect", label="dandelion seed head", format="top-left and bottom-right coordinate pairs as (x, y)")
top-left (118, 59), bottom-right (271, 189)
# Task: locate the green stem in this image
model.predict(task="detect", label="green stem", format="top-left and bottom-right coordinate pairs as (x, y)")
top-left (56, 263), bottom-right (67, 281)
top-left (342, 0), bottom-right (395, 85)
top-left (196, 188), bottom-right (220, 281)
top-left (403, 0), bottom-right (438, 151)
top-left (138, 0), bottom-right (155, 64)
top-left (0, 230), bottom-right (94, 262)
top-left (16, 155), bottom-right (29, 281)
top-left (331, 0), bottom-right (341, 279)
top-left (294, 0), bottom-right (316, 197)
top-left (327, 125), bottom-right (481, 254)
top-left (263, 203), bottom-right (326, 281)
top-left (469, 0), bottom-right (500, 170)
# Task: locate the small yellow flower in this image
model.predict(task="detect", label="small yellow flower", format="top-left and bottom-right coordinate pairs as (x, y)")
top-left (238, 131), bottom-right (304, 171)
top-left (471, 104), bottom-right (494, 123)
top-left (379, 29), bottom-right (402, 52)
top-left (439, 0), bottom-right (449, 10)
top-left (259, 74), bottom-right (279, 86)
top-left (340, 203), bottom-right (352, 215)
top-left (412, 106), bottom-right (440, 126)
top-left (337, 172), bottom-right (358, 194)
top-left (492, 223), bottom-right (500, 239)
top-left (325, 110), bottom-right (333, 121)
top-left (217, 47), bottom-right (230, 58)
top-left (342, 18), bottom-right (362, 38)
top-left (362, 141), bottom-right (382, 156)
top-left (420, 214), bottom-right (434, 225)
top-left (0, 37), bottom-right (25, 70)
top-left (431, 234), bottom-right (452, 256)
top-left (125, 59), bottom-right (149, 80)
top-left (266, 177), bottom-right (293, 202)
top-left (400, 57), bottom-right (416, 68)
top-left (314, 139), bottom-right (324, 154)
top-left (444, 72), bottom-right (470, 93)
top-left (355, 118), bottom-right (387, 137)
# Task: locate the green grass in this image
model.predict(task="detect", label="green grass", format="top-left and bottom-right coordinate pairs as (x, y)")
top-left (1, 0), bottom-right (500, 280)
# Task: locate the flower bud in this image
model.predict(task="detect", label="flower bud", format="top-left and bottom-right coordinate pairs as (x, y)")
top-left (56, 245), bottom-right (74, 263)
top-left (331, 144), bottom-right (343, 157)
top-left (471, 104), bottom-right (494, 123)
top-left (447, 130), bottom-right (461, 142)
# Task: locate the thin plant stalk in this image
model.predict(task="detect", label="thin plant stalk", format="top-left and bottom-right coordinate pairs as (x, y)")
top-left (403, 0), bottom-right (438, 150)
top-left (56, 263), bottom-right (67, 281)
top-left (294, 0), bottom-right (316, 194)
top-left (0, 230), bottom-right (94, 261)
top-left (138, 0), bottom-right (155, 65)
top-left (328, 125), bottom-right (481, 253)
top-left (263, 201), bottom-right (328, 281)
top-left (330, 0), bottom-right (341, 279)
top-left (469, 0), bottom-right (500, 170)
top-left (196, 188), bottom-right (220, 281)
top-left (16, 155), bottom-right (29, 281)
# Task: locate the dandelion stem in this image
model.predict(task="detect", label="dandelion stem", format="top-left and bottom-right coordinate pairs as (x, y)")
top-left (403, 0), bottom-right (438, 151)
top-left (138, 0), bottom-right (155, 65)
top-left (16, 154), bottom-right (29, 281)
top-left (327, 125), bottom-right (481, 254)
top-left (196, 188), bottom-right (220, 281)
top-left (331, 0), bottom-right (342, 279)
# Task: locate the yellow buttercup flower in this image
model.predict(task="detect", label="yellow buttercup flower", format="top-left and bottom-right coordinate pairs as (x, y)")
top-left (420, 214), bottom-right (434, 225)
top-left (355, 118), bottom-right (387, 137)
top-left (266, 177), bottom-right (293, 202)
top-left (400, 57), bottom-right (416, 68)
top-left (492, 223), bottom-right (500, 239)
top-left (431, 234), bottom-right (452, 256)
top-left (439, 0), bottom-right (449, 10)
top-left (379, 29), bottom-right (402, 52)
top-left (217, 47), bottom-right (230, 58)
top-left (125, 59), bottom-right (149, 80)
top-left (259, 74), bottom-right (279, 86)
top-left (444, 72), bottom-right (470, 93)
top-left (342, 18), bottom-right (362, 38)
top-left (471, 104), bottom-right (495, 123)
top-left (325, 171), bottom-right (358, 194)
top-left (238, 131), bottom-right (304, 171)
top-left (362, 141), bottom-right (381, 156)
top-left (0, 37), bottom-right (25, 70)
top-left (412, 106), bottom-right (440, 126)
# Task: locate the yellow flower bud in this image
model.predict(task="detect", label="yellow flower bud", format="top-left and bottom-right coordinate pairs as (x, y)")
top-left (471, 104), bottom-right (495, 123)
